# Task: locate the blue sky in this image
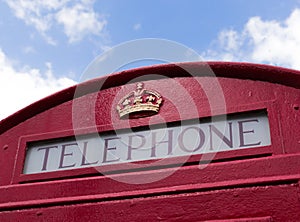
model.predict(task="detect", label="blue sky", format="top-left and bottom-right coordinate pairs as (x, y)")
top-left (1, 0), bottom-right (300, 119)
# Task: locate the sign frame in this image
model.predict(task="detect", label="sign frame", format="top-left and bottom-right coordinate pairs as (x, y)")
top-left (13, 100), bottom-right (281, 183)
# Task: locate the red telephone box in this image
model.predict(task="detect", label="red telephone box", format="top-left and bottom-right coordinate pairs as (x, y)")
top-left (0, 62), bottom-right (300, 221)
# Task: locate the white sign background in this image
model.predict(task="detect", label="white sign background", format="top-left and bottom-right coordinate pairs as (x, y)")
top-left (24, 112), bottom-right (271, 174)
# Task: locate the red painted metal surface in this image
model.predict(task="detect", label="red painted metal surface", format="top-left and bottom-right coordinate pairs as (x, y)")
top-left (0, 62), bottom-right (300, 221)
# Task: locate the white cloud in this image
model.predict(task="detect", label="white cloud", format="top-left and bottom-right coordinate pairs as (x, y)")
top-left (218, 29), bottom-right (242, 52)
top-left (22, 46), bottom-right (36, 54)
top-left (203, 8), bottom-right (300, 70)
top-left (133, 23), bottom-right (141, 31)
top-left (56, 2), bottom-right (107, 43)
top-left (4, 0), bottom-right (107, 44)
top-left (0, 49), bottom-right (76, 120)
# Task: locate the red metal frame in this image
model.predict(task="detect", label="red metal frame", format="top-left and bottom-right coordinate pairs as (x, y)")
top-left (14, 101), bottom-right (279, 183)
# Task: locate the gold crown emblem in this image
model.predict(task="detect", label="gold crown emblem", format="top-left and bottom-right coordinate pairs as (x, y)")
top-left (117, 82), bottom-right (163, 119)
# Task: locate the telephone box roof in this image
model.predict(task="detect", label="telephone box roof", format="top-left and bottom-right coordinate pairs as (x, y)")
top-left (1, 61), bottom-right (300, 134)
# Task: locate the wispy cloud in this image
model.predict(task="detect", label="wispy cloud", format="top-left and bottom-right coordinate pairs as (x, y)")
top-left (22, 46), bottom-right (36, 54)
top-left (203, 8), bottom-right (300, 70)
top-left (0, 49), bottom-right (76, 120)
top-left (133, 23), bottom-right (141, 31)
top-left (4, 0), bottom-right (107, 44)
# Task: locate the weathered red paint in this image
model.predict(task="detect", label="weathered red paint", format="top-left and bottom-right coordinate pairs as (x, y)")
top-left (0, 62), bottom-right (300, 221)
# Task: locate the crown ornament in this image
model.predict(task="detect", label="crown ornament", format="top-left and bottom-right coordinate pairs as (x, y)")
top-left (117, 82), bottom-right (163, 119)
